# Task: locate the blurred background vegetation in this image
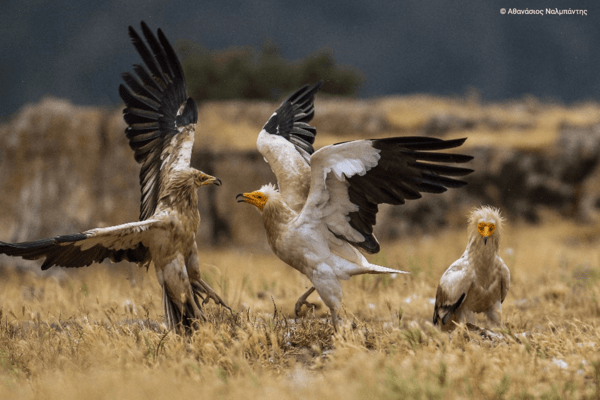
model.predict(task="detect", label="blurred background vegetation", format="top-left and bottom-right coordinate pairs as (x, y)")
top-left (179, 39), bottom-right (364, 101)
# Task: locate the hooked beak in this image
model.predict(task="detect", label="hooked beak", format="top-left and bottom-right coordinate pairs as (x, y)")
top-left (235, 190), bottom-right (267, 211)
top-left (483, 237), bottom-right (488, 246)
top-left (206, 176), bottom-right (222, 187)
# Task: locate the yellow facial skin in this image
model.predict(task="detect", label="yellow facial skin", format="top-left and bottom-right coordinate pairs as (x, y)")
top-left (477, 222), bottom-right (495, 245)
top-left (236, 191), bottom-right (268, 211)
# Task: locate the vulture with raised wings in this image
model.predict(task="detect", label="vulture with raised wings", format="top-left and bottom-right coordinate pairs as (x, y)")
top-left (0, 22), bottom-right (228, 330)
top-left (433, 206), bottom-right (509, 331)
top-left (237, 82), bottom-right (474, 330)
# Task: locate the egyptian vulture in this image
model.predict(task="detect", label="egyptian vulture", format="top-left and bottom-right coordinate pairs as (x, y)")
top-left (433, 206), bottom-right (509, 330)
top-left (237, 82), bottom-right (474, 330)
top-left (0, 22), bottom-right (228, 330)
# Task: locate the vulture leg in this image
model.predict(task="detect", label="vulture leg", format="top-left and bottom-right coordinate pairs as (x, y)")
top-left (294, 286), bottom-right (317, 318)
top-left (186, 243), bottom-right (231, 313)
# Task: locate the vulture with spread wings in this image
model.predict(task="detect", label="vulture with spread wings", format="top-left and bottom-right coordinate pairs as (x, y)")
top-left (0, 22), bottom-right (228, 330)
top-left (237, 82), bottom-right (474, 330)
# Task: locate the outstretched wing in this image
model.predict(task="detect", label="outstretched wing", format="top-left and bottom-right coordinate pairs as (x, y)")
top-left (256, 82), bottom-right (323, 212)
top-left (298, 137), bottom-right (474, 253)
top-left (119, 21), bottom-right (198, 220)
top-left (0, 219), bottom-right (163, 270)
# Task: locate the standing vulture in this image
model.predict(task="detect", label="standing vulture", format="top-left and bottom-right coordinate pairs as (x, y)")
top-left (237, 82), bottom-right (474, 330)
top-left (433, 206), bottom-right (510, 330)
top-left (0, 21), bottom-right (229, 330)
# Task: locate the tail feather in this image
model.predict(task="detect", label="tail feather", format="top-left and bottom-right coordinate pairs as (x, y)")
top-left (162, 285), bottom-right (205, 331)
top-left (364, 263), bottom-right (410, 275)
top-left (163, 285), bottom-right (177, 329)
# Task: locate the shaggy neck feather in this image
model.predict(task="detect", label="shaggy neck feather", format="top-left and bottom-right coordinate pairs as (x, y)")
top-left (261, 194), bottom-right (295, 250)
top-left (467, 232), bottom-right (500, 287)
top-left (157, 170), bottom-right (200, 228)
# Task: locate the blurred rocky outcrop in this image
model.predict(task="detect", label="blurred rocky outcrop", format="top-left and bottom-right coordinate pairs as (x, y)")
top-left (0, 96), bottom-right (598, 268)
top-left (464, 125), bottom-right (600, 223)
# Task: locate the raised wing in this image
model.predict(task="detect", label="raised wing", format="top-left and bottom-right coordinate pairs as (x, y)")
top-left (119, 21), bottom-right (198, 220)
top-left (299, 137), bottom-right (474, 253)
top-left (257, 82), bottom-right (323, 212)
top-left (0, 219), bottom-right (163, 270)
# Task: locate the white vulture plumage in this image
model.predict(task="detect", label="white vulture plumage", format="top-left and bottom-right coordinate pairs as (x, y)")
top-left (237, 82), bottom-right (475, 330)
top-left (0, 22), bottom-right (229, 330)
top-left (433, 206), bottom-right (509, 330)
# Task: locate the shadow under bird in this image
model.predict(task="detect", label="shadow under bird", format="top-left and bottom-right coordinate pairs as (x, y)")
top-left (0, 21), bottom-right (229, 331)
top-left (237, 81), bottom-right (475, 331)
top-left (433, 206), bottom-right (509, 330)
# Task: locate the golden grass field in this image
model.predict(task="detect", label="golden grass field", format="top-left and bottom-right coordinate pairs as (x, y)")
top-left (1, 212), bottom-right (599, 399)
top-left (0, 92), bottom-right (599, 399)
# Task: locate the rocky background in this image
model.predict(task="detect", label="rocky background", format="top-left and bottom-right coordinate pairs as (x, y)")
top-left (0, 95), bottom-right (599, 262)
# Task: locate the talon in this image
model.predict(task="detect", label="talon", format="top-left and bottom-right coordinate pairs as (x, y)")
top-left (295, 300), bottom-right (317, 318)
top-left (294, 286), bottom-right (317, 319)
top-left (192, 279), bottom-right (232, 313)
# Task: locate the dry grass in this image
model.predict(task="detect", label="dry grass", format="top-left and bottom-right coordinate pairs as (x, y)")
top-left (1, 214), bottom-right (599, 399)
top-left (1, 94), bottom-right (599, 398)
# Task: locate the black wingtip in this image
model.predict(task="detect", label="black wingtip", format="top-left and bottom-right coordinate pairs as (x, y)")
top-left (128, 24), bottom-right (141, 44)
top-left (440, 292), bottom-right (466, 325)
top-left (452, 137), bottom-right (468, 146)
top-left (122, 21), bottom-right (194, 221)
top-left (311, 80), bottom-right (324, 93)
top-left (140, 20), bottom-right (150, 32)
top-left (121, 22), bottom-right (191, 140)
top-left (263, 81), bottom-right (324, 157)
top-left (358, 234), bottom-right (380, 254)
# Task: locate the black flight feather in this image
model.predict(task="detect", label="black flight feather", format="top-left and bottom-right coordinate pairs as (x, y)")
top-left (0, 234), bottom-right (149, 271)
top-left (120, 21), bottom-right (197, 221)
top-left (262, 81), bottom-right (323, 160)
top-left (433, 292), bottom-right (467, 325)
top-left (344, 137), bottom-right (474, 254)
